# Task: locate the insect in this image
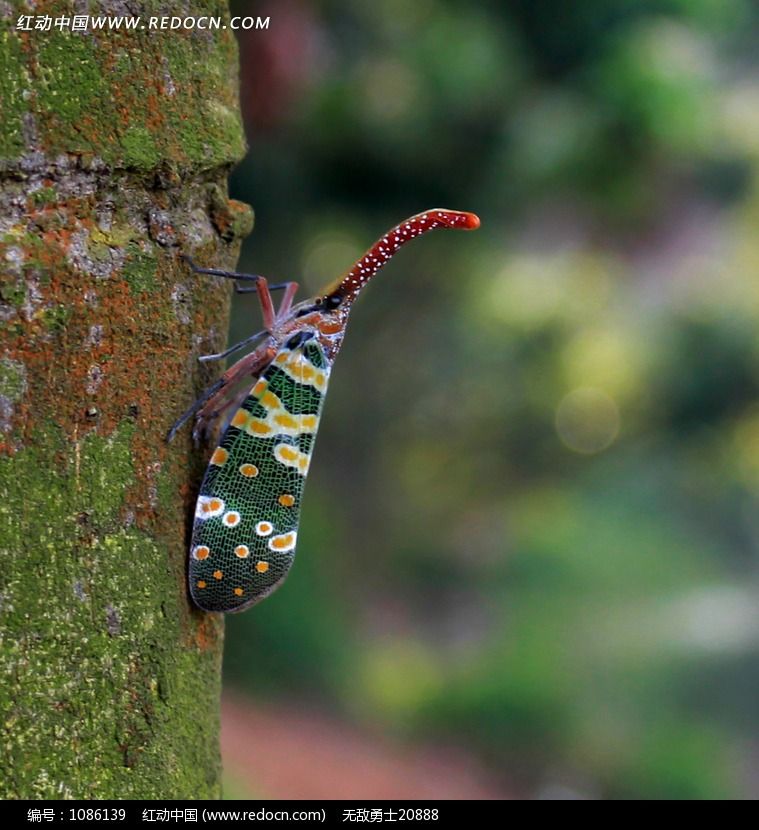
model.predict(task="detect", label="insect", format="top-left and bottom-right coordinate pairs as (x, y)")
top-left (170, 209), bottom-right (480, 613)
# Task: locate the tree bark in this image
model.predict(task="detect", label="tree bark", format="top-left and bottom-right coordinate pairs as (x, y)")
top-left (0, 2), bottom-right (252, 798)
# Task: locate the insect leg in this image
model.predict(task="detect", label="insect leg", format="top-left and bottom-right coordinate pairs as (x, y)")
top-left (191, 343), bottom-right (277, 442)
top-left (274, 281), bottom-right (300, 320)
top-left (167, 342), bottom-right (275, 444)
top-left (234, 282), bottom-right (291, 293)
top-left (183, 255), bottom-right (290, 292)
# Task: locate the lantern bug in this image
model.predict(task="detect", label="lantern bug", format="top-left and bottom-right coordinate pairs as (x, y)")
top-left (169, 209), bottom-right (480, 613)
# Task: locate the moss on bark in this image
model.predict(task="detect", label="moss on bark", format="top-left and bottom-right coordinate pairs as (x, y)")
top-left (0, 1), bottom-right (251, 798)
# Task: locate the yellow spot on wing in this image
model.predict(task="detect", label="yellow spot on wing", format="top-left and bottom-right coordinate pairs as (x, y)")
top-left (231, 409), bottom-right (250, 428)
top-left (261, 390), bottom-right (282, 410)
top-left (276, 445), bottom-right (298, 462)
top-left (274, 443), bottom-right (310, 474)
top-left (247, 420), bottom-right (273, 436)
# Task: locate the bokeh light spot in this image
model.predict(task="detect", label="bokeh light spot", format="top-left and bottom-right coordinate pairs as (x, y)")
top-left (555, 387), bottom-right (620, 454)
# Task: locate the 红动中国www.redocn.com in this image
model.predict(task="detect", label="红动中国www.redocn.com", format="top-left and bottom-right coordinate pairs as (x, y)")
top-left (15, 15), bottom-right (270, 33)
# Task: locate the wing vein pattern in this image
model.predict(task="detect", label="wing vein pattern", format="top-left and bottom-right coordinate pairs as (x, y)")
top-left (189, 336), bottom-right (331, 612)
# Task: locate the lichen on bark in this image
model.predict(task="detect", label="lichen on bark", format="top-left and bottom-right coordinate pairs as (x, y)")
top-left (0, 1), bottom-right (252, 799)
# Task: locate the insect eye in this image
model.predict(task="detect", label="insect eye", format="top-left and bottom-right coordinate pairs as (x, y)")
top-left (322, 294), bottom-right (342, 310)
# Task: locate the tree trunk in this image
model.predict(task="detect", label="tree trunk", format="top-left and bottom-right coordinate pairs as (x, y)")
top-left (0, 2), bottom-right (252, 799)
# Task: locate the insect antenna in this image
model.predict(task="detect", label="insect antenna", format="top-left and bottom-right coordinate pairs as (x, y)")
top-left (197, 328), bottom-right (268, 363)
top-left (166, 376), bottom-right (226, 443)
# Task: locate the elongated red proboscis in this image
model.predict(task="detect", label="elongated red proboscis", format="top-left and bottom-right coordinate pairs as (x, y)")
top-left (323, 209), bottom-right (480, 305)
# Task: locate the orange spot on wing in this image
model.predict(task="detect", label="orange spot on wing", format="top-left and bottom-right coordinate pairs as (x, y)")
top-left (213, 570), bottom-right (223, 580)
top-left (278, 494), bottom-right (295, 507)
top-left (239, 463), bottom-right (258, 478)
top-left (270, 532), bottom-right (295, 550)
top-left (235, 545), bottom-right (249, 558)
top-left (210, 447), bottom-right (228, 465)
top-left (234, 587), bottom-right (244, 596)
top-left (197, 580), bottom-right (207, 589)
top-left (274, 413), bottom-right (298, 429)
top-left (231, 409), bottom-right (250, 428)
top-left (255, 561), bottom-right (270, 573)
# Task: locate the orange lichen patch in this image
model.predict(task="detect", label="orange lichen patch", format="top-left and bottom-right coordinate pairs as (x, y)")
top-left (222, 511), bottom-right (241, 527)
top-left (239, 463), bottom-right (259, 477)
top-left (278, 494), bottom-right (295, 507)
top-left (213, 570), bottom-right (223, 580)
top-left (197, 580), bottom-right (207, 589)
top-left (193, 545), bottom-right (210, 561)
top-left (255, 521), bottom-right (273, 537)
top-left (210, 447), bottom-right (228, 466)
top-left (234, 545), bottom-right (250, 558)
top-left (247, 420), bottom-right (272, 436)
top-left (191, 613), bottom-right (221, 653)
top-left (268, 531), bottom-right (297, 552)
top-left (231, 409), bottom-right (250, 428)
top-left (234, 587), bottom-right (244, 596)
top-left (255, 561), bottom-right (270, 573)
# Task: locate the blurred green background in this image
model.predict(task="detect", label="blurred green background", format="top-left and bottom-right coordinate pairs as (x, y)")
top-left (222, 0), bottom-right (759, 799)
